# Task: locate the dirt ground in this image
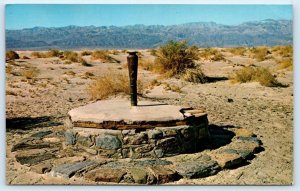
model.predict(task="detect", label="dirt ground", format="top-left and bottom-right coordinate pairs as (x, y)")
top-left (5, 49), bottom-right (293, 185)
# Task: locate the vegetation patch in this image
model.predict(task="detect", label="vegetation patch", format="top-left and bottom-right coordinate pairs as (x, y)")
top-left (63, 51), bottom-right (81, 62)
top-left (250, 47), bottom-right (271, 61)
top-left (6, 51), bottom-right (20, 61)
top-left (277, 58), bottom-right (293, 71)
top-left (154, 41), bottom-right (199, 77)
top-left (180, 67), bottom-right (207, 83)
top-left (228, 47), bottom-right (247, 56)
top-left (199, 48), bottom-right (225, 61)
top-left (87, 70), bottom-right (145, 100)
top-left (230, 66), bottom-right (279, 87)
top-left (91, 50), bottom-right (120, 63)
top-left (21, 67), bottom-right (40, 79)
top-left (271, 45), bottom-right (293, 58)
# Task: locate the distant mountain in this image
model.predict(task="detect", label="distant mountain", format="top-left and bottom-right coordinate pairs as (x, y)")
top-left (6, 19), bottom-right (292, 50)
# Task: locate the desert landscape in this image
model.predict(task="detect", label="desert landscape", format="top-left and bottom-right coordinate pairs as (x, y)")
top-left (5, 44), bottom-right (293, 184)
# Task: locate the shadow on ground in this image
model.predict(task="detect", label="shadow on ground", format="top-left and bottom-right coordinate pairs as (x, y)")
top-left (6, 116), bottom-right (63, 132)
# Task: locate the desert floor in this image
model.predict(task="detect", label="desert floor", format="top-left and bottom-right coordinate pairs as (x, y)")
top-left (5, 49), bottom-right (293, 185)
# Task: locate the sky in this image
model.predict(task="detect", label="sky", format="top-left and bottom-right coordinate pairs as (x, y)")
top-left (5, 4), bottom-right (292, 30)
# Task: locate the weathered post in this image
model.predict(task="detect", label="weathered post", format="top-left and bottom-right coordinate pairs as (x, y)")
top-left (127, 51), bottom-right (138, 106)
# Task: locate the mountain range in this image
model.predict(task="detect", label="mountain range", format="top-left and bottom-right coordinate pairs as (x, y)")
top-left (6, 19), bottom-right (292, 50)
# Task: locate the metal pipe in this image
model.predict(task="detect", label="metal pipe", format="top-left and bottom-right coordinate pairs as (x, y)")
top-left (127, 51), bottom-right (138, 106)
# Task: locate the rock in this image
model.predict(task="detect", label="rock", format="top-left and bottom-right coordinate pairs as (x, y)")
top-left (31, 130), bottom-right (53, 138)
top-left (154, 148), bottom-right (164, 158)
top-left (84, 168), bottom-right (126, 183)
top-left (233, 128), bottom-right (255, 137)
top-left (148, 166), bottom-right (180, 184)
top-left (227, 98), bottom-right (234, 103)
top-left (209, 151), bottom-right (244, 169)
top-left (96, 135), bottom-right (121, 149)
top-left (16, 153), bottom-right (55, 166)
top-left (65, 130), bottom-right (76, 145)
top-left (77, 135), bottom-right (94, 147)
top-left (52, 160), bottom-right (97, 178)
top-left (122, 129), bottom-right (136, 136)
top-left (52, 156), bottom-right (85, 166)
top-left (64, 117), bottom-right (73, 129)
top-left (147, 129), bottom-right (163, 139)
top-left (134, 144), bottom-right (154, 154)
top-left (85, 148), bottom-right (98, 155)
top-left (156, 137), bottom-right (181, 154)
top-left (11, 142), bottom-right (51, 152)
top-left (235, 136), bottom-right (262, 145)
top-left (42, 137), bottom-right (61, 143)
top-left (128, 168), bottom-right (148, 184)
top-left (132, 159), bottom-right (172, 167)
top-left (30, 161), bottom-right (53, 174)
top-left (125, 133), bottom-right (148, 145)
top-left (175, 155), bottom-right (220, 178)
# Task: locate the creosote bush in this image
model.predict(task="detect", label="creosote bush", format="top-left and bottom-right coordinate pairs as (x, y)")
top-left (278, 58), bottom-right (293, 71)
top-left (199, 48), bottom-right (225, 61)
top-left (6, 51), bottom-right (20, 61)
top-left (250, 47), bottom-right (271, 61)
top-left (181, 68), bottom-right (207, 83)
top-left (228, 47), bottom-right (247, 56)
top-left (81, 50), bottom-right (92, 56)
top-left (92, 50), bottom-right (120, 63)
top-left (63, 51), bottom-right (81, 62)
top-left (230, 66), bottom-right (279, 87)
top-left (87, 71), bottom-right (145, 100)
top-left (272, 45), bottom-right (293, 58)
top-left (154, 41), bottom-right (199, 77)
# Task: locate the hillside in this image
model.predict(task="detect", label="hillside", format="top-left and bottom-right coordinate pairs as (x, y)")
top-left (6, 19), bottom-right (292, 50)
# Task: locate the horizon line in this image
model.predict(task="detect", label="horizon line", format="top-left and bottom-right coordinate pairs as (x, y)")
top-left (6, 18), bottom-right (292, 30)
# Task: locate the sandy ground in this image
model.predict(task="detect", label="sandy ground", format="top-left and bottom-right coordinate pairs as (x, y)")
top-left (5, 49), bottom-right (293, 185)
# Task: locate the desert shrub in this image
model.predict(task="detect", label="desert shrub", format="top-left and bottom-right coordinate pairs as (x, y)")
top-left (81, 59), bottom-right (93, 67)
top-left (87, 71), bottom-right (145, 100)
top-left (121, 49), bottom-right (127, 53)
top-left (64, 60), bottom-right (72, 65)
top-left (230, 66), bottom-right (278, 87)
top-left (180, 67), bottom-right (207, 83)
top-left (199, 48), bottom-right (225, 61)
top-left (149, 49), bottom-right (157, 56)
top-left (31, 51), bottom-right (46, 58)
top-left (45, 49), bottom-right (62, 57)
top-left (81, 50), bottom-right (92, 56)
top-left (278, 58), bottom-right (293, 71)
top-left (6, 51), bottom-right (20, 61)
top-left (22, 56), bottom-right (30, 59)
top-left (111, 50), bottom-right (120, 55)
top-left (154, 41), bottom-right (199, 77)
top-left (272, 45), bottom-right (293, 58)
top-left (92, 50), bottom-right (120, 63)
top-left (139, 59), bottom-right (155, 71)
top-left (63, 51), bottom-right (81, 62)
top-left (228, 47), bottom-right (247, 56)
top-left (250, 47), bottom-right (270, 61)
top-left (21, 67), bottom-right (40, 79)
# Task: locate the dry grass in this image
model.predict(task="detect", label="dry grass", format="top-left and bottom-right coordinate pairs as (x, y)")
top-left (91, 50), bottom-right (120, 63)
top-left (199, 48), bottom-right (225, 61)
top-left (154, 41), bottom-right (199, 77)
top-left (228, 47), bottom-right (247, 56)
top-left (111, 50), bottom-right (120, 55)
top-left (6, 64), bottom-right (13, 74)
top-left (81, 59), bottom-right (93, 67)
top-left (271, 45), bottom-right (293, 58)
top-left (64, 70), bottom-right (76, 76)
top-left (21, 67), bottom-right (40, 79)
top-left (81, 50), bottom-right (92, 56)
top-left (180, 67), bottom-right (207, 83)
top-left (230, 66), bottom-right (279, 87)
top-left (6, 51), bottom-right (20, 61)
top-left (87, 70), bottom-right (146, 100)
top-left (277, 58), bottom-right (293, 71)
top-left (250, 47), bottom-right (271, 61)
top-left (139, 59), bottom-right (155, 71)
top-left (149, 49), bottom-right (157, 56)
top-left (63, 51), bottom-right (81, 62)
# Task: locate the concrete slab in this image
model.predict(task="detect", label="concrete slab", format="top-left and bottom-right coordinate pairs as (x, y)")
top-left (69, 99), bottom-right (186, 124)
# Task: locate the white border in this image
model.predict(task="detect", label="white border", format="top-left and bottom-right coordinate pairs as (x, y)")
top-left (0, 1), bottom-right (298, 191)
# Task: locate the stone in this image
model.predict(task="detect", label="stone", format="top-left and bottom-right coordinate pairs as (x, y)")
top-left (11, 141), bottom-right (51, 152)
top-left (209, 151), bottom-right (244, 169)
top-left (42, 137), bottom-right (61, 143)
top-left (175, 156), bottom-right (220, 178)
top-left (77, 135), bottom-right (94, 147)
top-left (96, 135), bottom-right (121, 149)
top-left (84, 168), bottom-right (127, 183)
top-left (147, 129), bottom-right (163, 139)
top-left (31, 130), bottom-right (53, 138)
top-left (128, 168), bottom-right (148, 184)
top-left (65, 130), bottom-right (76, 145)
top-left (85, 148), bottom-right (98, 155)
top-left (134, 144), bottom-right (154, 154)
top-left (132, 159), bottom-right (172, 167)
top-left (125, 133), bottom-right (148, 145)
top-left (30, 161), bottom-right (53, 174)
top-left (233, 128), bottom-right (255, 137)
top-left (16, 153), bottom-right (55, 166)
top-left (148, 166), bottom-right (180, 184)
top-left (122, 129), bottom-right (136, 136)
top-left (52, 160), bottom-right (98, 178)
top-left (154, 148), bottom-right (164, 158)
top-left (235, 136), bottom-right (262, 145)
top-left (156, 137), bottom-right (181, 154)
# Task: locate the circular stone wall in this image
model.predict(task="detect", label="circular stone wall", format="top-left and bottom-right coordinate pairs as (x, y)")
top-left (66, 99), bottom-right (209, 158)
